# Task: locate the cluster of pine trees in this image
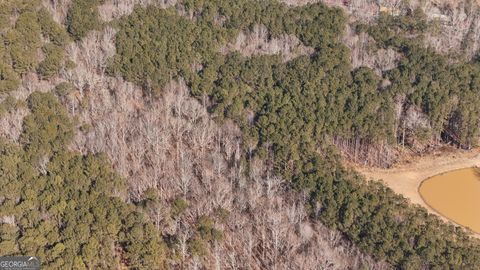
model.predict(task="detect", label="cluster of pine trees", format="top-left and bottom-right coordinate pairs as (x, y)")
top-left (1, 0), bottom-right (480, 268)
top-left (361, 9), bottom-right (480, 147)
top-left (0, 91), bottom-right (168, 269)
top-left (110, 1), bottom-right (480, 268)
top-left (1, 2), bottom-right (232, 267)
top-left (0, 0), bottom-right (70, 93)
top-left (66, 0), bottom-right (104, 40)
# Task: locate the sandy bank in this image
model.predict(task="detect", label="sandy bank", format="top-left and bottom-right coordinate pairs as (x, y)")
top-left (351, 147), bottom-right (480, 237)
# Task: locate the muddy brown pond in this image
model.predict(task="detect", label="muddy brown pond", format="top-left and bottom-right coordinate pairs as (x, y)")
top-left (419, 167), bottom-right (480, 233)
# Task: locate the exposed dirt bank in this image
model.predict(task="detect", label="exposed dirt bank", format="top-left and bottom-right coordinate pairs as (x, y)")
top-left (351, 147), bottom-right (480, 237)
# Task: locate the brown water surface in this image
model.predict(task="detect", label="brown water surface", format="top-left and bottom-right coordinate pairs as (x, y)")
top-left (419, 167), bottom-right (480, 233)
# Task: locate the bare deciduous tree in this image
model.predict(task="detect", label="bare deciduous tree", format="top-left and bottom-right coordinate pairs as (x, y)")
top-left (49, 23), bottom-right (392, 270)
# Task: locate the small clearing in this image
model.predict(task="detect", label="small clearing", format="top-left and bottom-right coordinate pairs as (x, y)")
top-left (352, 147), bottom-right (480, 237)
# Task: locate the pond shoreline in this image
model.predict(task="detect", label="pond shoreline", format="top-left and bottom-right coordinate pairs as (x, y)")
top-left (419, 167), bottom-right (480, 234)
top-left (351, 147), bottom-right (480, 238)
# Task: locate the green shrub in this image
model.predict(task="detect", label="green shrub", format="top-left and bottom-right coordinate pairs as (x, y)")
top-left (0, 96), bottom-right (20, 116)
top-left (54, 82), bottom-right (74, 97)
top-left (21, 92), bottom-right (74, 161)
top-left (188, 237), bottom-right (207, 257)
top-left (38, 8), bottom-right (70, 46)
top-left (196, 215), bottom-right (223, 242)
top-left (37, 44), bottom-right (65, 78)
top-left (9, 11), bottom-right (42, 74)
top-left (170, 197), bottom-right (188, 218)
top-left (0, 62), bottom-right (20, 93)
top-left (0, 2), bottom-right (14, 30)
top-left (66, 0), bottom-right (103, 40)
top-left (214, 207), bottom-right (230, 223)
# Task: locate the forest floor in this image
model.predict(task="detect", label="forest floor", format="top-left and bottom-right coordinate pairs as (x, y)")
top-left (350, 146), bottom-right (480, 238)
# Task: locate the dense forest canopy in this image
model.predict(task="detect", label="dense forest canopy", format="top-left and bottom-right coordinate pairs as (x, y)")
top-left (0, 0), bottom-right (480, 269)
top-left (110, 1), bottom-right (480, 268)
top-left (0, 0), bottom-right (70, 93)
top-left (111, 2), bottom-right (480, 150)
top-left (361, 11), bottom-right (480, 147)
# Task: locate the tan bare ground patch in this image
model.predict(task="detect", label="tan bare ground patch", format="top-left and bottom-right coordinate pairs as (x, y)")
top-left (350, 147), bottom-right (480, 237)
